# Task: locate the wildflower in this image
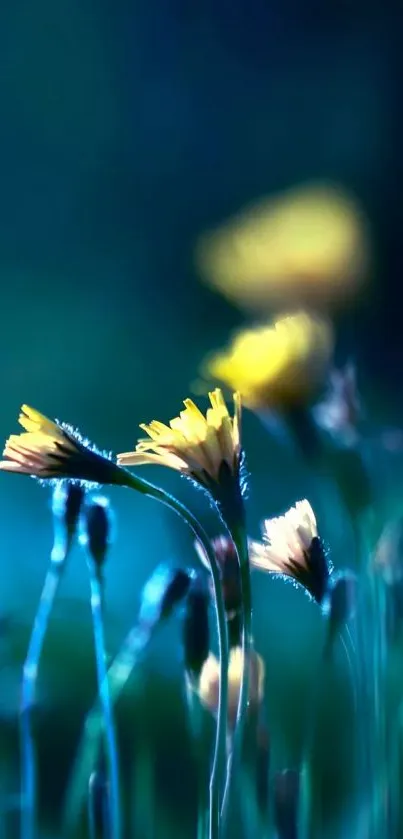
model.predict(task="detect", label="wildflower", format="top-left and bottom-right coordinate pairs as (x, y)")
top-left (313, 363), bottom-right (361, 445)
top-left (117, 389), bottom-right (243, 517)
top-left (197, 646), bottom-right (265, 727)
top-left (249, 500), bottom-right (330, 605)
top-left (204, 312), bottom-right (333, 412)
top-left (0, 405), bottom-right (127, 486)
top-left (195, 183), bottom-right (369, 313)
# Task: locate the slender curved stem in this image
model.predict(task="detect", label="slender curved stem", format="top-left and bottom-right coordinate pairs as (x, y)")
top-left (220, 526), bottom-right (252, 821)
top-left (64, 470), bottom-right (228, 839)
top-left (64, 623), bottom-right (150, 833)
top-left (88, 566), bottom-right (121, 839)
top-left (143, 484), bottom-right (228, 839)
top-left (20, 555), bottom-right (66, 839)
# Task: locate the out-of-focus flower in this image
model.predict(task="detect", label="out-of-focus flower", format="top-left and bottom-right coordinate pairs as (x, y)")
top-left (182, 574), bottom-right (210, 681)
top-left (249, 500), bottom-right (330, 605)
top-left (0, 405), bottom-right (126, 486)
top-left (197, 646), bottom-right (265, 727)
top-left (196, 183), bottom-right (369, 313)
top-left (195, 535), bottom-right (241, 619)
top-left (203, 312), bottom-right (333, 412)
top-left (373, 519), bottom-right (403, 585)
top-left (313, 363), bottom-right (361, 445)
top-left (117, 390), bottom-right (242, 510)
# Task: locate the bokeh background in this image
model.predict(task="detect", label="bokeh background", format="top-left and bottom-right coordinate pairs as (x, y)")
top-left (1, 1), bottom-right (403, 836)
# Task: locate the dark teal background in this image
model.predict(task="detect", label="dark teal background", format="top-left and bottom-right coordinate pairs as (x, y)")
top-left (0, 2), bottom-right (403, 836)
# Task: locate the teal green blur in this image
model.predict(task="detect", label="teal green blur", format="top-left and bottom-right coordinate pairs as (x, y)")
top-left (1, 1), bottom-right (403, 836)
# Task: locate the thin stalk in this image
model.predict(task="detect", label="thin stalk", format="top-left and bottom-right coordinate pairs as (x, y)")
top-left (88, 565), bottom-right (121, 839)
top-left (64, 622), bottom-right (150, 833)
top-left (184, 681), bottom-right (209, 839)
top-left (146, 484), bottom-right (228, 839)
top-left (220, 526), bottom-right (252, 821)
top-left (65, 471), bottom-right (228, 839)
top-left (20, 554), bottom-right (66, 839)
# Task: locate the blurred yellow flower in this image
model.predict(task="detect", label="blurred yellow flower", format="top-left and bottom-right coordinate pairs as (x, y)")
top-left (196, 183), bottom-right (369, 312)
top-left (249, 500), bottom-right (330, 604)
top-left (117, 389), bottom-right (241, 491)
top-left (197, 646), bottom-right (265, 727)
top-left (204, 311), bottom-right (333, 410)
top-left (0, 405), bottom-right (125, 485)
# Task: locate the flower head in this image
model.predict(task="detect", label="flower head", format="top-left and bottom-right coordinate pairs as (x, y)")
top-left (196, 183), bottom-right (369, 313)
top-left (0, 405), bottom-right (126, 487)
top-left (117, 389), bottom-right (242, 510)
top-left (204, 312), bottom-right (333, 412)
top-left (197, 646), bottom-right (265, 727)
top-left (249, 500), bottom-right (330, 604)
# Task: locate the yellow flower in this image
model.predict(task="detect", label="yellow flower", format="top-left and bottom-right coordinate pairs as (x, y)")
top-left (196, 182), bottom-right (369, 312)
top-left (204, 311), bottom-right (333, 411)
top-left (117, 389), bottom-right (241, 492)
top-left (0, 405), bottom-right (126, 486)
top-left (197, 646), bottom-right (265, 727)
top-left (249, 500), bottom-right (330, 604)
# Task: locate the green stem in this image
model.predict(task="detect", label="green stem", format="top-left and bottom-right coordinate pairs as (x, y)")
top-left (123, 472), bottom-right (229, 839)
top-left (88, 566), bottom-right (121, 839)
top-left (220, 526), bottom-right (252, 821)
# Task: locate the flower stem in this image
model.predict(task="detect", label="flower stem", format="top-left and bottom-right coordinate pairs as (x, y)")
top-left (146, 484), bottom-right (228, 839)
top-left (68, 468), bottom-right (228, 839)
top-left (20, 555), bottom-right (66, 839)
top-left (220, 525), bottom-right (252, 821)
top-left (88, 566), bottom-right (121, 839)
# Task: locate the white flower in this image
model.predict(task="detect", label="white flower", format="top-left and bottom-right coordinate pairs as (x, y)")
top-left (249, 500), bottom-right (330, 604)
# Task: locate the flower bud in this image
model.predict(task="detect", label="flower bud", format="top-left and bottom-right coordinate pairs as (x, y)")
top-left (80, 496), bottom-right (112, 569)
top-left (322, 571), bottom-right (357, 649)
top-left (139, 564), bottom-right (191, 629)
top-left (182, 575), bottom-right (210, 680)
top-left (198, 647), bottom-right (265, 727)
top-left (51, 481), bottom-right (84, 561)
